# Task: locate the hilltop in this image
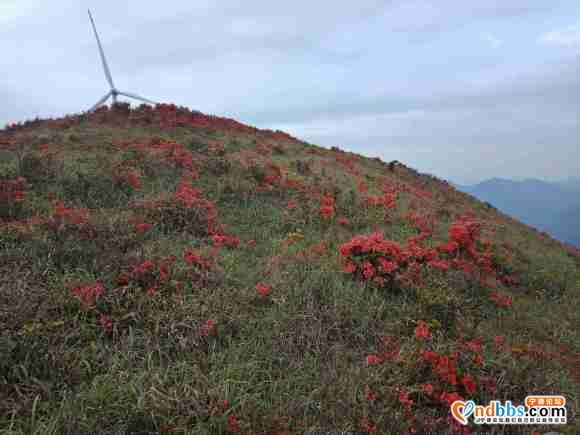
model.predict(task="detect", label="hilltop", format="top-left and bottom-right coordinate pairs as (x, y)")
top-left (1, 104), bottom-right (579, 434)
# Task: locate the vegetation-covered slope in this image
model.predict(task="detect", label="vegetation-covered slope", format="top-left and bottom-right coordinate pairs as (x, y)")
top-left (1, 104), bottom-right (579, 434)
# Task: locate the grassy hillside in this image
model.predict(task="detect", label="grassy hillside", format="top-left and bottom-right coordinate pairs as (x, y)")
top-left (1, 104), bottom-right (579, 434)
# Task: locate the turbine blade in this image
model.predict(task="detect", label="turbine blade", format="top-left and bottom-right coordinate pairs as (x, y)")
top-left (89, 92), bottom-right (111, 112)
top-left (88, 9), bottom-right (115, 89)
top-left (118, 91), bottom-right (156, 105)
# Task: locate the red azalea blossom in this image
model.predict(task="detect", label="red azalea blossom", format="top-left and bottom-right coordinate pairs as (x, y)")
top-left (414, 320), bottom-right (430, 339)
top-left (338, 217), bottom-right (349, 226)
top-left (461, 374), bottom-right (477, 395)
top-left (360, 418), bottom-right (377, 433)
top-left (256, 282), bottom-right (271, 297)
top-left (494, 335), bottom-right (506, 350)
top-left (381, 336), bottom-right (402, 361)
top-left (473, 354), bottom-right (485, 366)
top-left (399, 390), bottom-right (414, 407)
top-left (147, 285), bottom-right (158, 298)
top-left (135, 259), bottom-right (155, 274)
top-left (310, 242), bottom-right (328, 255)
top-left (199, 319), bottom-right (217, 337)
top-left (420, 350), bottom-right (439, 363)
top-left (184, 250), bottom-right (202, 265)
top-left (247, 239), bottom-right (257, 248)
top-left (422, 383), bottom-right (434, 396)
top-left (72, 282), bottom-right (105, 308)
top-left (116, 275), bottom-right (130, 286)
top-left (366, 354), bottom-right (382, 366)
top-left (135, 222), bottom-right (154, 233)
top-left (227, 414), bottom-right (241, 433)
top-left (428, 259), bottom-right (450, 271)
top-left (378, 257), bottom-right (398, 273)
top-left (99, 314), bottom-right (113, 332)
top-left (364, 385), bottom-right (377, 402)
top-left (213, 233), bottom-right (240, 248)
top-left (319, 205), bottom-right (335, 220)
top-left (362, 261), bottom-right (376, 279)
top-left (464, 339), bottom-right (482, 353)
top-left (342, 261), bottom-right (357, 274)
top-left (159, 260), bottom-right (172, 281)
top-left (321, 195), bottom-right (335, 207)
top-left (490, 291), bottom-right (513, 307)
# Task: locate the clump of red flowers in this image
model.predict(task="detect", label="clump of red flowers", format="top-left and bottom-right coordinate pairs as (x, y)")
top-left (364, 385), bottom-right (377, 402)
top-left (489, 291), bottom-right (513, 307)
top-left (318, 195), bottom-right (335, 220)
top-left (199, 319), bottom-right (217, 337)
top-left (360, 418), bottom-right (377, 433)
top-left (256, 282), bottom-right (271, 297)
top-left (72, 282), bottom-right (105, 308)
top-left (99, 313), bottom-right (113, 332)
top-left (340, 232), bottom-right (433, 288)
top-left (340, 214), bottom-right (518, 311)
top-left (115, 168), bottom-right (143, 189)
top-left (414, 320), bottom-right (430, 339)
top-left (133, 221), bottom-right (154, 234)
top-left (227, 413), bottom-right (241, 433)
top-left (0, 177), bottom-right (26, 205)
top-left (212, 233), bottom-right (241, 249)
top-left (51, 201), bottom-right (90, 226)
top-left (0, 177), bottom-right (27, 221)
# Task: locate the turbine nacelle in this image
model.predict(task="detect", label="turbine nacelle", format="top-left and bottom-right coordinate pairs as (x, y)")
top-left (88, 9), bottom-right (156, 111)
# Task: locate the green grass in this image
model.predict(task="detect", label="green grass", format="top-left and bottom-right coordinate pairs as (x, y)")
top-left (1, 106), bottom-right (579, 434)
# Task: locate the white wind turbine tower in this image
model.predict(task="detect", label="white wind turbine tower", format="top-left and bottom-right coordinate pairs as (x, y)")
top-left (87, 9), bottom-right (156, 111)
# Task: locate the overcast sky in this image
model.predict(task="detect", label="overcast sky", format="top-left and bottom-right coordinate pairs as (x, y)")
top-left (2, 0), bottom-right (580, 183)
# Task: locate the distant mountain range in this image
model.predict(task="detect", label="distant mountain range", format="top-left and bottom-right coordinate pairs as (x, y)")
top-left (456, 177), bottom-right (580, 248)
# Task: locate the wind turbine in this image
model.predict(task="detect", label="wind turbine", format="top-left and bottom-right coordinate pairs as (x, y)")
top-left (87, 9), bottom-right (156, 111)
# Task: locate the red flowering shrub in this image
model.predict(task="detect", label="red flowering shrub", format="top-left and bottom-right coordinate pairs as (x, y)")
top-left (114, 168), bottom-right (143, 189)
top-left (184, 249), bottom-right (214, 270)
top-left (363, 385), bottom-right (377, 402)
top-left (212, 233), bottom-right (241, 249)
top-left (340, 232), bottom-right (439, 290)
top-left (256, 282), bottom-right (271, 297)
top-left (227, 414), bottom-right (241, 433)
top-left (0, 177), bottom-right (27, 220)
top-left (50, 201), bottom-right (90, 226)
top-left (134, 221), bottom-right (154, 234)
top-left (318, 195), bottom-right (336, 220)
top-left (72, 282), bottom-right (105, 309)
top-left (199, 319), bottom-right (217, 337)
top-left (137, 178), bottom-right (219, 236)
top-left (489, 291), bottom-right (513, 307)
top-left (414, 320), bottom-right (430, 339)
top-left (99, 313), bottom-right (114, 333)
top-left (363, 192), bottom-right (396, 209)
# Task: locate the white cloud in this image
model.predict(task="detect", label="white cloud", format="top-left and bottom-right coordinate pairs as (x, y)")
top-left (540, 25), bottom-right (580, 47)
top-left (482, 33), bottom-right (503, 48)
top-left (0, 1), bottom-right (37, 26)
